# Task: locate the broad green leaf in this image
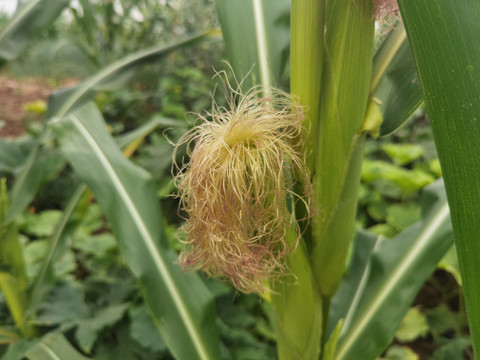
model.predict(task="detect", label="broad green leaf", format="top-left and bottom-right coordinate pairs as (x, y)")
top-left (5, 33), bottom-right (211, 224)
top-left (18, 210), bottom-right (63, 238)
top-left (382, 345), bottom-right (419, 360)
top-left (215, 0), bottom-right (290, 90)
top-left (394, 307), bottom-right (429, 343)
top-left (311, 0), bottom-right (375, 297)
top-left (386, 204), bottom-right (421, 232)
top-left (24, 240), bottom-right (76, 282)
top-left (370, 26), bottom-right (423, 136)
top-left (30, 110), bottom-right (162, 312)
top-left (25, 333), bottom-right (90, 360)
top-left (397, 0), bottom-right (480, 354)
top-left (362, 159), bottom-right (435, 194)
top-left (381, 143), bottom-right (424, 166)
top-left (75, 303), bottom-right (129, 353)
top-left (335, 180), bottom-right (453, 360)
top-left (0, 0), bottom-right (70, 64)
top-left (36, 283), bottom-right (90, 326)
top-left (430, 337), bottom-right (471, 360)
top-left (425, 304), bottom-right (466, 338)
top-left (51, 102), bottom-right (220, 359)
top-left (72, 233), bottom-right (116, 256)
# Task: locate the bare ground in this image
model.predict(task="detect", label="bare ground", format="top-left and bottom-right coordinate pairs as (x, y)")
top-left (0, 76), bottom-right (77, 138)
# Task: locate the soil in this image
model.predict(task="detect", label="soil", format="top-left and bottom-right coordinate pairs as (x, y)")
top-left (0, 75), bottom-right (78, 138)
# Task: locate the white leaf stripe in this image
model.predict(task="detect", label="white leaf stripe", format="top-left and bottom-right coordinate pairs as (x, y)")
top-left (69, 114), bottom-right (210, 360)
top-left (37, 343), bottom-right (61, 360)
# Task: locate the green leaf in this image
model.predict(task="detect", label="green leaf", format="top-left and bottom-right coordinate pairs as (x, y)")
top-left (51, 102), bottom-right (220, 359)
top-left (426, 304), bottom-right (467, 337)
top-left (381, 345), bottom-right (419, 360)
top-left (3, 338), bottom-right (40, 360)
top-left (381, 143), bottom-right (424, 166)
top-left (18, 211), bottom-right (63, 237)
top-left (36, 283), bottom-right (90, 326)
top-left (367, 224), bottom-right (397, 239)
top-left (397, 0), bottom-right (480, 353)
top-left (129, 304), bottom-right (167, 352)
top-left (334, 180), bottom-right (453, 360)
top-left (24, 240), bottom-right (76, 282)
top-left (72, 233), bottom-right (116, 256)
top-left (75, 303), bottom-right (129, 353)
top-left (215, 0), bottom-right (290, 90)
top-left (394, 307), bottom-right (429, 343)
top-left (25, 333), bottom-right (91, 360)
top-left (362, 159), bottom-right (435, 193)
top-left (430, 337), bottom-right (471, 360)
top-left (0, 0), bottom-right (70, 64)
top-left (386, 204), bottom-right (421, 232)
top-left (373, 27), bottom-right (423, 136)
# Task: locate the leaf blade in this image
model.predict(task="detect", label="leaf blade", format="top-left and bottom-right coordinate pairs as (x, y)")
top-left (0, 0), bottom-right (70, 64)
top-left (397, 0), bottom-right (480, 354)
top-left (51, 103), bottom-right (220, 360)
top-left (335, 180), bottom-right (453, 360)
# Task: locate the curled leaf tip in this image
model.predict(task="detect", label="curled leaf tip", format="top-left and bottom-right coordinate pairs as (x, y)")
top-left (173, 80), bottom-right (311, 294)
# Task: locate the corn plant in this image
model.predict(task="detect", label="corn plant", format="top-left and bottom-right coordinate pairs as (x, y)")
top-left (0, 0), bottom-right (479, 359)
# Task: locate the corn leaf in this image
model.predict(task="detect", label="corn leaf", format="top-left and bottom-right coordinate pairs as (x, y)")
top-left (0, 0), bottom-right (70, 65)
top-left (397, 0), bottom-right (480, 354)
top-left (334, 180), bottom-right (453, 360)
top-left (372, 27), bottom-right (423, 136)
top-left (24, 333), bottom-right (90, 360)
top-left (50, 102), bottom-right (220, 360)
top-left (215, 0), bottom-right (290, 90)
